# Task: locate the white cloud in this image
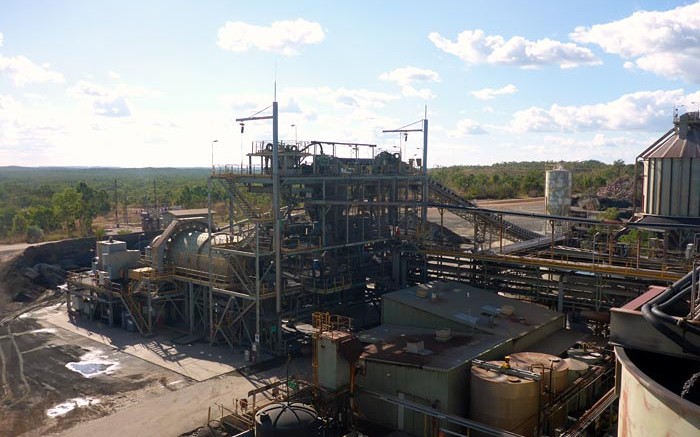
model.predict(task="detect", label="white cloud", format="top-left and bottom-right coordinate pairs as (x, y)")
top-left (23, 92), bottom-right (46, 101)
top-left (0, 55), bottom-right (64, 86)
top-left (217, 19), bottom-right (325, 56)
top-left (379, 66), bottom-right (439, 99)
top-left (510, 89), bottom-right (700, 133)
top-left (108, 70), bottom-right (121, 80)
top-left (571, 2), bottom-right (700, 82)
top-left (67, 80), bottom-right (150, 118)
top-left (379, 67), bottom-right (439, 86)
top-left (450, 118), bottom-right (487, 136)
top-left (429, 29), bottom-right (600, 69)
top-left (0, 94), bottom-right (66, 163)
top-left (310, 86), bottom-right (398, 108)
top-left (0, 32), bottom-right (3, 47)
top-left (471, 84), bottom-right (518, 100)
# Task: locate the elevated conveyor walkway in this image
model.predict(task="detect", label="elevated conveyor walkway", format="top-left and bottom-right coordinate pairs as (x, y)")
top-left (428, 178), bottom-right (542, 241)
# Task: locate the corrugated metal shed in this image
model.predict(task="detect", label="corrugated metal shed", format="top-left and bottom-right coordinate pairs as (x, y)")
top-left (355, 281), bottom-right (572, 435)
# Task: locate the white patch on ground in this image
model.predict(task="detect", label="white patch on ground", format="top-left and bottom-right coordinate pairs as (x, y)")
top-left (28, 327), bottom-right (56, 334)
top-left (46, 397), bottom-right (100, 418)
top-left (19, 302), bottom-right (64, 319)
top-left (65, 350), bottom-right (119, 378)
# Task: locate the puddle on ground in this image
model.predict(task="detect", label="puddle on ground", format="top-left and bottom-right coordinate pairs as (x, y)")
top-left (65, 350), bottom-right (119, 378)
top-left (46, 397), bottom-right (100, 418)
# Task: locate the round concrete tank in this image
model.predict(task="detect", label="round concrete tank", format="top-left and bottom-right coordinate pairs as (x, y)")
top-left (616, 347), bottom-right (700, 436)
top-left (254, 402), bottom-right (321, 437)
top-left (545, 167), bottom-right (572, 217)
top-left (470, 361), bottom-right (540, 437)
top-left (641, 111), bottom-right (700, 217)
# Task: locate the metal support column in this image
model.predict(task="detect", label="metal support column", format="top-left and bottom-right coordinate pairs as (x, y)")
top-left (272, 101), bottom-right (282, 351)
top-left (422, 117), bottom-right (429, 226)
top-left (208, 175), bottom-right (214, 343)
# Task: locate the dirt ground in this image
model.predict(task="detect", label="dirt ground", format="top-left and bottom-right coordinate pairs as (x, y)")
top-left (427, 197), bottom-right (546, 245)
top-left (0, 303), bottom-right (192, 437)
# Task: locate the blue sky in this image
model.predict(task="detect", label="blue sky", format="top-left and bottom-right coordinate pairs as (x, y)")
top-left (1, 0), bottom-right (699, 167)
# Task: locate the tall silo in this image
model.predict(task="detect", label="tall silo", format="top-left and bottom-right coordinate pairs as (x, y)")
top-left (545, 166), bottom-right (572, 217)
top-left (545, 166), bottom-right (572, 234)
top-left (640, 111), bottom-right (700, 218)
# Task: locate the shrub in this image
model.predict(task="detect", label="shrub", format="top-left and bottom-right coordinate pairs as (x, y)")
top-left (26, 225), bottom-right (45, 243)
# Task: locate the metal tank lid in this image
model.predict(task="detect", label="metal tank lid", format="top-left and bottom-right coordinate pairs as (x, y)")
top-left (255, 402), bottom-right (319, 429)
top-left (642, 111), bottom-right (700, 159)
top-left (508, 352), bottom-right (569, 373)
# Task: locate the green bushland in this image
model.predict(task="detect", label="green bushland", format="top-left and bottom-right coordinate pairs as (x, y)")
top-left (1, 161), bottom-right (633, 243)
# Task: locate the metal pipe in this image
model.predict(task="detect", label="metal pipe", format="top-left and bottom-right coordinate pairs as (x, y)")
top-left (691, 262), bottom-right (697, 319)
top-left (272, 101), bottom-right (282, 351)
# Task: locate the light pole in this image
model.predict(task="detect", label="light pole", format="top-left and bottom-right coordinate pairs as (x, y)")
top-left (211, 139), bottom-right (218, 170)
top-left (291, 124), bottom-right (297, 144)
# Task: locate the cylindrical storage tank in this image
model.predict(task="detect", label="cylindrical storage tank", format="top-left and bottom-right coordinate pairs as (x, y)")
top-left (509, 352), bottom-right (569, 396)
top-left (470, 361), bottom-right (540, 437)
top-left (564, 358), bottom-right (590, 413)
top-left (643, 157), bottom-right (700, 217)
top-left (641, 111), bottom-right (700, 217)
top-left (545, 167), bottom-right (572, 217)
top-left (254, 402), bottom-right (321, 437)
top-left (509, 352), bottom-right (570, 435)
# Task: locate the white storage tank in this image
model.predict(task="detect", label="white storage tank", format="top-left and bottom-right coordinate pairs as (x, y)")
top-left (545, 167), bottom-right (572, 217)
top-left (564, 357), bottom-right (590, 413)
top-left (470, 361), bottom-right (540, 437)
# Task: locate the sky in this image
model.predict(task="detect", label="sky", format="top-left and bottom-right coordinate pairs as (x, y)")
top-left (1, 0), bottom-right (700, 168)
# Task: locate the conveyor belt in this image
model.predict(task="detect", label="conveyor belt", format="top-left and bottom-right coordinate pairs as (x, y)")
top-left (428, 178), bottom-right (542, 241)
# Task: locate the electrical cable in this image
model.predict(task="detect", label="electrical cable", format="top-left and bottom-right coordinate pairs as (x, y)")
top-left (641, 266), bottom-right (700, 356)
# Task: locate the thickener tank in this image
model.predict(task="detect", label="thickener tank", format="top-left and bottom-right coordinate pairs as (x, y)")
top-left (641, 111), bottom-right (700, 217)
top-left (254, 402), bottom-right (321, 437)
top-left (616, 347), bottom-right (700, 436)
top-left (545, 167), bottom-right (572, 217)
top-left (470, 361), bottom-right (540, 437)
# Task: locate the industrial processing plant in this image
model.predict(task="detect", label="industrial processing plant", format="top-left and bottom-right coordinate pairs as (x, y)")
top-left (56, 104), bottom-right (700, 437)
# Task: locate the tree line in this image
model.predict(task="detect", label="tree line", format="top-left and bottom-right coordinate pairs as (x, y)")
top-left (0, 167), bottom-right (226, 243)
top-left (429, 160), bottom-right (633, 200)
top-left (1, 160), bottom-right (634, 243)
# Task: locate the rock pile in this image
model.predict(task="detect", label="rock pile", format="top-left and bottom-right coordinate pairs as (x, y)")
top-left (596, 176), bottom-right (634, 200)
